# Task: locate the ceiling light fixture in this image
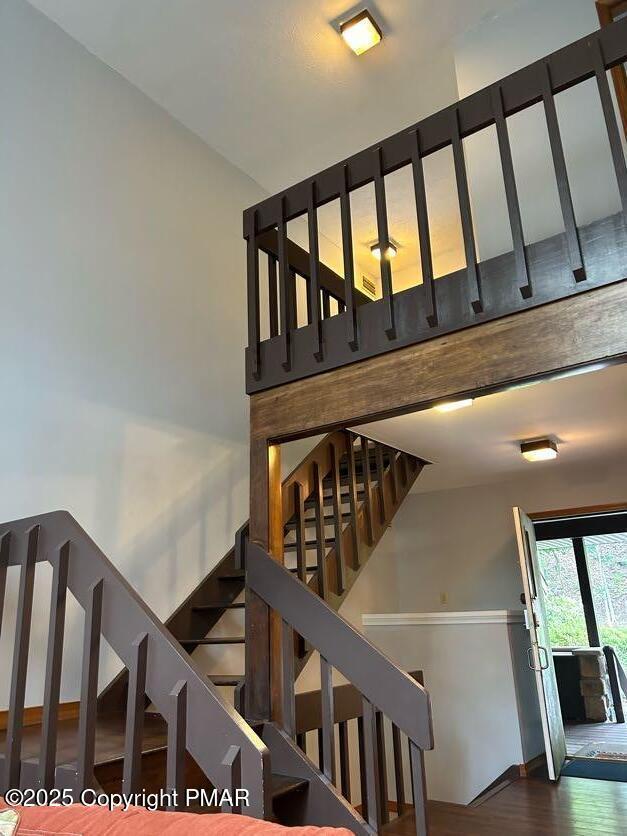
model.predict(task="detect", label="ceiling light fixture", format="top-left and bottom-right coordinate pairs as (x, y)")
top-left (340, 9), bottom-right (383, 56)
top-left (433, 399), bottom-right (474, 413)
top-left (520, 439), bottom-right (558, 462)
top-left (371, 241), bottom-right (398, 261)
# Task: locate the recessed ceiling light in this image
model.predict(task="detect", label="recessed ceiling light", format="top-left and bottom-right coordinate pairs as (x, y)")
top-left (432, 399), bottom-right (474, 413)
top-left (340, 10), bottom-right (383, 56)
top-left (371, 241), bottom-right (398, 261)
top-left (520, 439), bottom-right (558, 462)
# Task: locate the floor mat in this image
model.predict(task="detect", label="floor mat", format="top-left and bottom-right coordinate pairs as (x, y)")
top-left (562, 757), bottom-right (627, 781)
top-left (572, 742), bottom-right (627, 761)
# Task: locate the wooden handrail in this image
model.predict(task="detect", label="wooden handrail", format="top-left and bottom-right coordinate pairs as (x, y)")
top-left (244, 19), bottom-right (627, 392)
top-left (0, 512), bottom-right (270, 815)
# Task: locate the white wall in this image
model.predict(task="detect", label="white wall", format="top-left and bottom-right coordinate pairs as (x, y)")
top-left (0, 0), bottom-right (266, 706)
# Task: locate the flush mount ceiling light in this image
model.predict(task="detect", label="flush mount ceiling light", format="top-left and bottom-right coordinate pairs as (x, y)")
top-left (370, 240), bottom-right (398, 261)
top-left (340, 9), bottom-right (383, 56)
top-left (432, 399), bottom-right (474, 413)
top-left (520, 438), bottom-right (558, 462)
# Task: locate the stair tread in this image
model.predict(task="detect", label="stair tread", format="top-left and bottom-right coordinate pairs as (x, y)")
top-left (209, 674), bottom-right (244, 686)
top-left (287, 565), bottom-right (318, 573)
top-left (284, 537), bottom-right (335, 551)
top-left (219, 569), bottom-right (245, 580)
top-left (271, 773), bottom-right (308, 800)
top-left (192, 602), bottom-right (245, 611)
top-left (180, 636), bottom-right (245, 645)
top-left (284, 512), bottom-right (352, 531)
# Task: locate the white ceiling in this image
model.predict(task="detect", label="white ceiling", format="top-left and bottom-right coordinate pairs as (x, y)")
top-left (356, 363), bottom-right (627, 494)
top-left (28, 0), bottom-right (521, 195)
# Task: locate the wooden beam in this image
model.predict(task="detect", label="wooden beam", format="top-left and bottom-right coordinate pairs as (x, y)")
top-left (250, 281), bottom-right (627, 443)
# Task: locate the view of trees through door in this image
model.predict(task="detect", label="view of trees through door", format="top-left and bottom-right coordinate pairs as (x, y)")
top-left (536, 531), bottom-right (627, 674)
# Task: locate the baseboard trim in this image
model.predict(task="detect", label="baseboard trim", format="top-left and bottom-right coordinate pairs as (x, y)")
top-left (519, 753), bottom-right (546, 777)
top-left (0, 701), bottom-right (80, 731)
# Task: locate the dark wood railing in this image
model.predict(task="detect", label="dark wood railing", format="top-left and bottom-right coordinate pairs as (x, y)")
top-left (244, 19), bottom-right (627, 393)
top-left (0, 512), bottom-right (269, 815)
top-left (294, 671), bottom-right (424, 820)
top-left (247, 542), bottom-right (433, 835)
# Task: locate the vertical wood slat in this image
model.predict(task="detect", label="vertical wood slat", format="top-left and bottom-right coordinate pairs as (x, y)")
top-left (0, 532), bottom-right (10, 642)
top-left (329, 443), bottom-right (347, 595)
top-left (313, 462), bottom-right (329, 601)
top-left (288, 269), bottom-right (299, 332)
top-left (167, 680), bottom-right (187, 805)
top-left (77, 578), bottom-right (104, 790)
top-left (320, 656), bottom-right (336, 782)
top-left (337, 298), bottom-right (346, 313)
top-left (376, 711), bottom-right (389, 826)
top-left (296, 732), bottom-right (307, 754)
top-left (541, 62), bottom-right (586, 282)
top-left (307, 181), bottom-right (324, 360)
top-left (388, 448), bottom-right (398, 505)
top-left (362, 697), bottom-right (382, 829)
top-left (293, 482), bottom-right (307, 583)
top-left (317, 728), bottom-right (324, 770)
top-left (338, 720), bottom-right (351, 801)
top-left (245, 210), bottom-right (261, 380)
top-left (40, 541), bottom-right (70, 789)
top-left (373, 147), bottom-right (396, 339)
top-left (6, 526), bottom-right (39, 788)
top-left (360, 437), bottom-right (374, 545)
top-left (221, 745), bottom-right (242, 813)
top-left (278, 198), bottom-right (292, 370)
top-left (321, 288), bottom-right (331, 319)
top-left (122, 632), bottom-right (149, 794)
top-left (450, 106), bottom-right (483, 314)
top-left (340, 166), bottom-right (359, 351)
top-left (409, 741), bottom-right (429, 836)
top-left (357, 715), bottom-right (368, 821)
top-left (346, 435), bottom-right (361, 570)
top-left (410, 128), bottom-right (438, 326)
top-left (592, 40), bottom-right (627, 216)
top-left (268, 254), bottom-right (279, 339)
top-left (375, 444), bottom-right (387, 524)
top-left (281, 618), bottom-right (296, 738)
top-left (491, 84), bottom-right (532, 299)
top-left (398, 453), bottom-right (408, 488)
top-left (392, 724), bottom-right (406, 816)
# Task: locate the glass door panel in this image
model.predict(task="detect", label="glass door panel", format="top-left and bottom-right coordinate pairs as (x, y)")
top-left (535, 538), bottom-right (588, 648)
top-left (585, 532), bottom-right (627, 672)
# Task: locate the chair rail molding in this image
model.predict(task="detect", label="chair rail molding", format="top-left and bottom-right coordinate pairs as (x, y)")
top-left (362, 610), bottom-right (526, 627)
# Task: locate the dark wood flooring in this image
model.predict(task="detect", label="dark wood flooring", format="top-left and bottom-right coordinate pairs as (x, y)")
top-left (566, 721), bottom-right (627, 757)
top-left (384, 775), bottom-right (627, 835)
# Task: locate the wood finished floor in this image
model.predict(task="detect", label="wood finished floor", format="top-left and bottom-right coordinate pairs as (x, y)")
top-left (566, 721), bottom-right (627, 757)
top-left (384, 776), bottom-right (627, 835)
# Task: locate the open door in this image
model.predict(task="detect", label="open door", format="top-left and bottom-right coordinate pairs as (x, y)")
top-left (513, 507), bottom-right (566, 780)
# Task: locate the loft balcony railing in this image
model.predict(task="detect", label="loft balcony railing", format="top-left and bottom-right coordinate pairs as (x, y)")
top-left (243, 19), bottom-right (627, 395)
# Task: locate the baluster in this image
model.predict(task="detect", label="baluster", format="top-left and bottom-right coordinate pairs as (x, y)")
top-left (398, 453), bottom-right (408, 488)
top-left (6, 526), bottom-right (38, 788)
top-left (0, 532), bottom-right (10, 642)
top-left (362, 697), bottom-right (382, 829)
top-left (77, 578), bottom-right (103, 790)
top-left (373, 146), bottom-right (396, 338)
top-left (296, 733), bottom-right (307, 754)
top-left (329, 444), bottom-right (346, 595)
top-left (337, 298), bottom-right (346, 313)
top-left (346, 435), bottom-right (360, 570)
top-left (357, 715), bottom-right (368, 821)
top-left (167, 680), bottom-right (187, 806)
top-left (338, 720), bottom-right (351, 801)
top-left (313, 462), bottom-right (329, 601)
top-left (221, 746), bottom-right (242, 813)
top-left (409, 741), bottom-right (428, 836)
top-left (234, 522), bottom-right (248, 572)
top-left (40, 541), bottom-right (70, 789)
top-left (281, 619), bottom-right (296, 738)
top-left (450, 106), bottom-right (483, 313)
top-left (541, 62), bottom-right (585, 282)
top-left (592, 41), bottom-right (627, 216)
top-left (322, 288), bottom-right (331, 319)
top-left (376, 712), bottom-right (389, 825)
top-left (307, 181), bottom-right (324, 359)
top-left (320, 656), bottom-right (336, 782)
top-left (410, 128), bottom-right (438, 326)
top-left (245, 209), bottom-right (261, 379)
top-left (491, 84), bottom-right (532, 299)
top-left (360, 437), bottom-right (374, 545)
top-left (388, 448), bottom-right (398, 505)
top-left (288, 269), bottom-right (298, 332)
top-left (268, 254), bottom-right (279, 338)
top-left (123, 633), bottom-right (149, 794)
top-left (318, 728), bottom-right (324, 770)
top-left (294, 482), bottom-right (307, 583)
top-left (278, 198), bottom-right (292, 369)
top-left (375, 444), bottom-right (387, 524)
top-left (392, 724), bottom-right (406, 816)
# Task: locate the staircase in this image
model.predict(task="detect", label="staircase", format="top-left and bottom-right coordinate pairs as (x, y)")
top-left (0, 432), bottom-right (431, 832)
